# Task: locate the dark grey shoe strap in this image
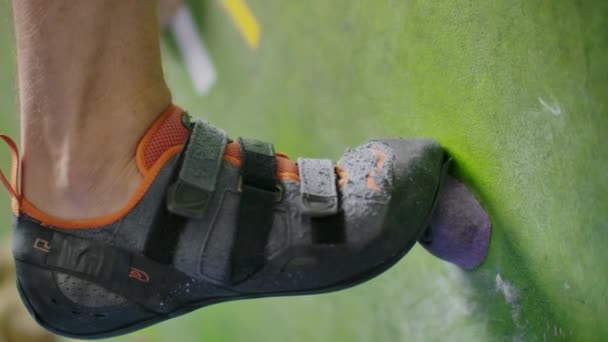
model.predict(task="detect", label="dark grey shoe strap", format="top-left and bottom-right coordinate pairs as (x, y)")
top-left (167, 119), bottom-right (227, 219)
top-left (297, 158), bottom-right (338, 217)
top-left (230, 138), bottom-right (278, 284)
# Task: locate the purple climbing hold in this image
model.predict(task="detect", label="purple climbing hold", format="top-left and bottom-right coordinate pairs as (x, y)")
top-left (419, 175), bottom-right (492, 269)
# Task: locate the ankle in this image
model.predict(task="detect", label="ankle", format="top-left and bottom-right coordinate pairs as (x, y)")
top-left (23, 155), bottom-right (143, 220)
top-left (21, 98), bottom-right (172, 220)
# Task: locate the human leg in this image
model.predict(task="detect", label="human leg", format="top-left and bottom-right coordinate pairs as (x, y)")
top-left (11, 0), bottom-right (171, 219)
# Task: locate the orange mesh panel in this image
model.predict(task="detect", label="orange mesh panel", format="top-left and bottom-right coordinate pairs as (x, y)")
top-left (224, 141), bottom-right (241, 163)
top-left (276, 157), bottom-right (298, 176)
top-left (143, 110), bottom-right (189, 169)
top-left (223, 142), bottom-right (299, 180)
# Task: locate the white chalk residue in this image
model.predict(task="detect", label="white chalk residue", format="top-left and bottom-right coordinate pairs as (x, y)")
top-left (496, 273), bottom-right (522, 323)
top-left (538, 97), bottom-right (562, 116)
top-left (394, 265), bottom-right (488, 341)
top-left (436, 266), bottom-right (478, 318)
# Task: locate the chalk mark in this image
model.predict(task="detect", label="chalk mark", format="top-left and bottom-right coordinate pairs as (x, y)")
top-left (496, 273), bottom-right (522, 324)
top-left (538, 97), bottom-right (562, 116)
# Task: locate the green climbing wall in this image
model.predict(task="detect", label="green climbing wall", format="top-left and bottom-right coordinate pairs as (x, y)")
top-left (1, 1), bottom-right (607, 341)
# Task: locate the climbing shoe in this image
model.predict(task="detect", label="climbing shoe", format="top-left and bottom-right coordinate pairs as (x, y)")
top-left (2, 105), bottom-right (449, 339)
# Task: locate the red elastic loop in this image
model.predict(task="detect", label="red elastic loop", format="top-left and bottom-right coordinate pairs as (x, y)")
top-left (0, 134), bottom-right (22, 206)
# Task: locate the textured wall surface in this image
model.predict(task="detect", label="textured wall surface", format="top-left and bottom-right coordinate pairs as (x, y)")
top-left (0, 1), bottom-right (607, 341)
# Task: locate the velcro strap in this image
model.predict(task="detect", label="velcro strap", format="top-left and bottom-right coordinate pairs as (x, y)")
top-left (13, 221), bottom-right (195, 314)
top-left (167, 119), bottom-right (227, 219)
top-left (297, 158), bottom-right (338, 217)
top-left (239, 138), bottom-right (276, 190)
top-left (231, 185), bottom-right (276, 283)
top-left (229, 138), bottom-right (277, 284)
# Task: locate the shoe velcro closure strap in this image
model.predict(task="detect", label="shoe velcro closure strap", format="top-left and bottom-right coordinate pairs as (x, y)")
top-left (239, 138), bottom-right (276, 191)
top-left (229, 138), bottom-right (277, 284)
top-left (297, 158), bottom-right (339, 217)
top-left (167, 119), bottom-right (227, 219)
top-left (13, 221), bottom-right (197, 314)
top-left (231, 185), bottom-right (276, 283)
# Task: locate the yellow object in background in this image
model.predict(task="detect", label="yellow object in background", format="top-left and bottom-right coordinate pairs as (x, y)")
top-left (220, 0), bottom-right (261, 49)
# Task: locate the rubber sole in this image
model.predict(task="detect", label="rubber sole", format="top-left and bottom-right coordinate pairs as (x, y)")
top-left (17, 231), bottom-right (419, 340)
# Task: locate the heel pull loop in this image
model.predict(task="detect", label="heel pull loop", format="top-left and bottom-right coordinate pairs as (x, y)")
top-left (0, 134), bottom-right (22, 212)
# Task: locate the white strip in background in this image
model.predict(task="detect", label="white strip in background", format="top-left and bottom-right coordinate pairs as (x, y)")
top-left (171, 5), bottom-right (217, 95)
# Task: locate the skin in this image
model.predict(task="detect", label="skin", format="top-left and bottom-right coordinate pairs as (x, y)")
top-left (11, 0), bottom-right (171, 219)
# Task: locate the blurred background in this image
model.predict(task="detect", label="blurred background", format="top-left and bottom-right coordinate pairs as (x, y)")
top-left (1, 0), bottom-right (607, 341)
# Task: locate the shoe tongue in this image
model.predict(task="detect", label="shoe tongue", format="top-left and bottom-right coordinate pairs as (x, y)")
top-left (136, 105), bottom-right (190, 173)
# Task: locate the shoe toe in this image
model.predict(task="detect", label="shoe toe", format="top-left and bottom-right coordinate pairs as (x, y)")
top-left (340, 138), bottom-right (447, 253)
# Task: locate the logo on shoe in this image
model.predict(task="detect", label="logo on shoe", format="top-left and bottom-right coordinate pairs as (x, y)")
top-left (33, 238), bottom-right (50, 253)
top-left (128, 267), bottom-right (150, 283)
